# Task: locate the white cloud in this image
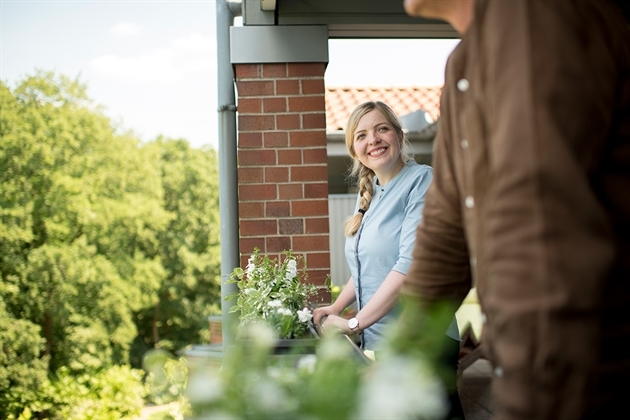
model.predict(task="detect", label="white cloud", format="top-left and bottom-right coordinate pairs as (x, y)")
top-left (170, 33), bottom-right (214, 53)
top-left (89, 33), bottom-right (215, 83)
top-left (90, 51), bottom-right (184, 82)
top-left (110, 22), bottom-right (143, 36)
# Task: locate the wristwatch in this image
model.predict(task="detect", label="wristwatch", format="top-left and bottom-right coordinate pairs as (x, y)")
top-left (348, 317), bottom-right (360, 332)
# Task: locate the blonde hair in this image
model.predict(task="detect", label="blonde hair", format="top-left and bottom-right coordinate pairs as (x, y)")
top-left (343, 101), bottom-right (414, 236)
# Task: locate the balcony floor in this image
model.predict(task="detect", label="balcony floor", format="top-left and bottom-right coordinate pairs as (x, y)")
top-left (459, 358), bottom-right (494, 420)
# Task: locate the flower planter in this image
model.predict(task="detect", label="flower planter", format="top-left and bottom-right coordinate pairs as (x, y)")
top-left (207, 315), bottom-right (222, 344)
top-left (272, 337), bottom-right (319, 354)
top-left (235, 326), bottom-right (320, 357)
top-left (226, 248), bottom-right (323, 341)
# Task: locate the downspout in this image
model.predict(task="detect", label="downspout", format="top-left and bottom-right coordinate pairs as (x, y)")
top-left (216, 0), bottom-right (241, 348)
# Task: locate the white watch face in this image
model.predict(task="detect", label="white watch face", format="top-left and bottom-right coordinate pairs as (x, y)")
top-left (348, 318), bottom-right (359, 330)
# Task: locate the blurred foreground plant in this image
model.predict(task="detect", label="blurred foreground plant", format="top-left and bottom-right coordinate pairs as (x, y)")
top-left (143, 349), bottom-right (192, 419)
top-left (143, 292), bottom-right (458, 419)
top-left (183, 322), bottom-right (449, 419)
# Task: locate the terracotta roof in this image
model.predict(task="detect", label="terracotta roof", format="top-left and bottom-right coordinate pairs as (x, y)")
top-left (326, 86), bottom-right (442, 133)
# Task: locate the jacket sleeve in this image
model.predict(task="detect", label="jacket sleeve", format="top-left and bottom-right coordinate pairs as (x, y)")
top-left (468, 0), bottom-right (626, 417)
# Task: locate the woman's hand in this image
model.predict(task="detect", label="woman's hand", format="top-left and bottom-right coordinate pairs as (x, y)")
top-left (319, 314), bottom-right (354, 335)
top-left (313, 305), bottom-right (339, 327)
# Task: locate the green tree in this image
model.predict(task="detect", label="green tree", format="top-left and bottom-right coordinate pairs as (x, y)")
top-left (1, 72), bottom-right (163, 417)
top-left (1, 70), bottom-right (222, 418)
top-left (1, 72), bottom-right (169, 372)
top-left (132, 138), bottom-right (221, 364)
top-left (0, 297), bottom-right (50, 418)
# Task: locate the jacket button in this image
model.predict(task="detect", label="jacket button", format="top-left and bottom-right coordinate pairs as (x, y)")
top-left (460, 139), bottom-right (469, 149)
top-left (465, 196), bottom-right (475, 209)
top-left (494, 366), bottom-right (504, 377)
top-left (457, 78), bottom-right (469, 92)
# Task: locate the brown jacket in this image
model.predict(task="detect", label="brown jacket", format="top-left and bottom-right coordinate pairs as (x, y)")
top-left (405, 0), bottom-right (630, 418)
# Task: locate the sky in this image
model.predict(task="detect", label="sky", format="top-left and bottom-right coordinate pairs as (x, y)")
top-left (1, 0), bottom-right (460, 150)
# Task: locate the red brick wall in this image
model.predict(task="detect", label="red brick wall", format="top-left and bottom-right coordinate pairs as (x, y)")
top-left (234, 62), bottom-right (331, 301)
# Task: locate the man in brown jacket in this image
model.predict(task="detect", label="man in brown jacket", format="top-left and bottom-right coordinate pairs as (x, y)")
top-left (401, 0), bottom-right (630, 418)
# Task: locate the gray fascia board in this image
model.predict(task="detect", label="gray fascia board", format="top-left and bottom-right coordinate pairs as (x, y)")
top-left (243, 0), bottom-right (275, 25)
top-left (230, 25), bottom-right (329, 64)
top-left (327, 23), bottom-right (459, 39)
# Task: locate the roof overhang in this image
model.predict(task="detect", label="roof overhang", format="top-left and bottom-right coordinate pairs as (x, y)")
top-left (243, 0), bottom-right (459, 39)
top-left (243, 0), bottom-right (630, 38)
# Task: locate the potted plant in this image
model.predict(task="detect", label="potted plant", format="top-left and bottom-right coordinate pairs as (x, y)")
top-left (226, 248), bottom-right (322, 349)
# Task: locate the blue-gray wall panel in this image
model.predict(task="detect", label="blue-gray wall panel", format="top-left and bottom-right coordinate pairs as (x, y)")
top-left (230, 25), bottom-right (329, 64)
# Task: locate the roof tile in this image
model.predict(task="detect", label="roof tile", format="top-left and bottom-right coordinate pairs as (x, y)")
top-left (326, 86), bottom-right (442, 132)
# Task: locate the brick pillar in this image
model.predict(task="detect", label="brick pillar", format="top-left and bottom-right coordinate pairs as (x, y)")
top-left (234, 62), bottom-right (331, 301)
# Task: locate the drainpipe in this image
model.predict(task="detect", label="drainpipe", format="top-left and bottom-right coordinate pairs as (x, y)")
top-left (216, 0), bottom-right (241, 348)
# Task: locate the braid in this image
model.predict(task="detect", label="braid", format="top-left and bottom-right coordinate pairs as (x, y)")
top-left (344, 168), bottom-right (374, 236)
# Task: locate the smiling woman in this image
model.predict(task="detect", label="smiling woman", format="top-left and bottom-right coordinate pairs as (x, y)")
top-left (312, 100), bottom-right (465, 419)
top-left (313, 101), bottom-right (433, 347)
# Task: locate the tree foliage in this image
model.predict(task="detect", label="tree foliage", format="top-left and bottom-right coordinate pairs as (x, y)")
top-left (131, 137), bottom-right (222, 364)
top-left (0, 71), bottom-right (221, 418)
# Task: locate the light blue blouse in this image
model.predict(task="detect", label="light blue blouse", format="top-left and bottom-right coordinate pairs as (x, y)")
top-left (344, 161), bottom-right (459, 350)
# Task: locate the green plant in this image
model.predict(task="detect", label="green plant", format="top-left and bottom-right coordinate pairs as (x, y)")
top-left (185, 323), bottom-right (449, 419)
top-left (143, 349), bottom-right (188, 406)
top-left (226, 248), bottom-right (319, 339)
top-left (28, 365), bottom-right (147, 420)
top-left (142, 298), bottom-right (459, 420)
top-left (330, 284), bottom-right (342, 302)
top-left (142, 349), bottom-right (192, 419)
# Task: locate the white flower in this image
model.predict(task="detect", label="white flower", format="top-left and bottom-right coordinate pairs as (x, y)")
top-left (247, 257), bottom-right (255, 276)
top-left (297, 307), bottom-right (312, 323)
top-left (318, 336), bottom-right (353, 361)
top-left (268, 299), bottom-right (282, 308)
top-left (186, 369), bottom-right (223, 404)
top-left (285, 259), bottom-right (297, 280)
top-left (248, 377), bottom-right (297, 415)
top-left (242, 322), bottom-right (276, 348)
top-left (277, 307), bottom-right (292, 317)
top-left (356, 355), bottom-right (447, 419)
top-left (296, 354), bottom-right (317, 374)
